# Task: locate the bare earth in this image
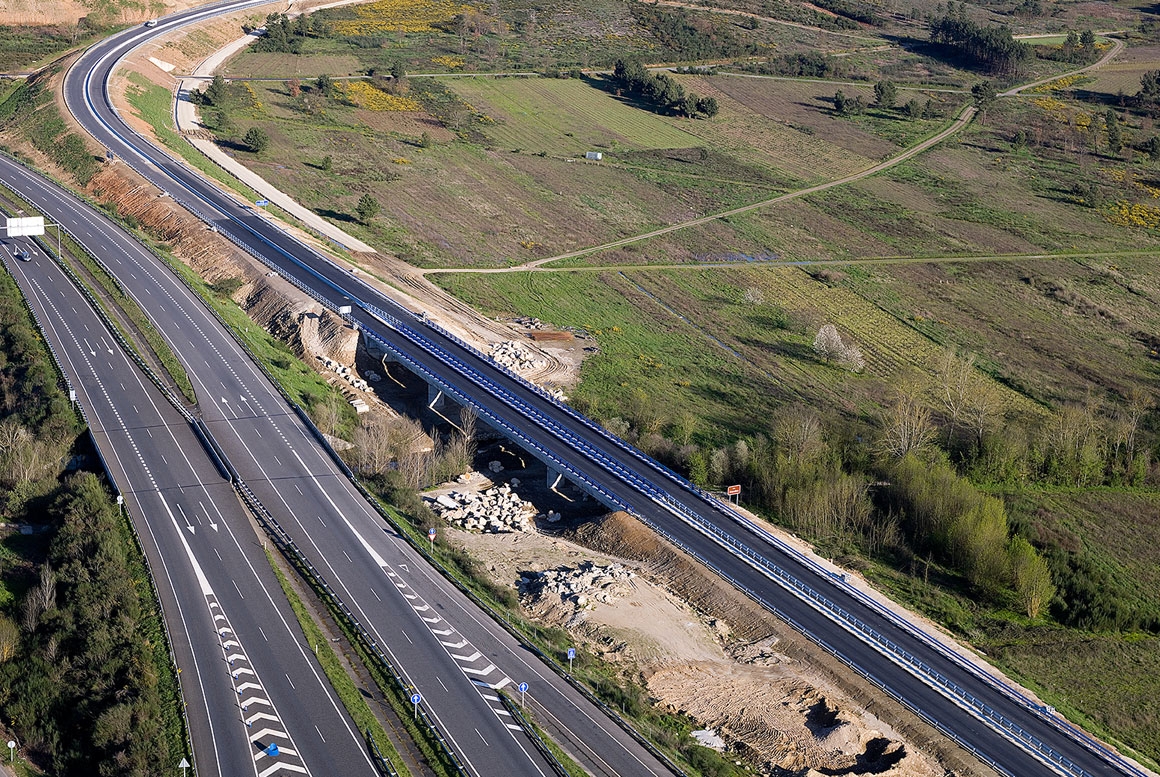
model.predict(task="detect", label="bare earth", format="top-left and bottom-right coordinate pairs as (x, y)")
top-left (455, 504), bottom-right (974, 776)
top-left (0, 0), bottom-right (213, 26)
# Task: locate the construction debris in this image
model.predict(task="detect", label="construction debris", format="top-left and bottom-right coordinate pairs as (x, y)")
top-left (517, 561), bottom-right (635, 608)
top-left (426, 484), bottom-right (536, 533)
top-left (489, 340), bottom-right (545, 373)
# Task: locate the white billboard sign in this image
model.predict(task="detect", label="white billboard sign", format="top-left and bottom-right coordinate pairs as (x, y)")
top-left (5, 216), bottom-right (44, 237)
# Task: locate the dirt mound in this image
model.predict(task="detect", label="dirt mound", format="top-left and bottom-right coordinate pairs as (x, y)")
top-left (566, 511), bottom-right (783, 642)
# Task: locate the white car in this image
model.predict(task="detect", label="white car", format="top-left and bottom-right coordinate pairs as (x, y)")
top-left (14, 247), bottom-right (31, 262)
top-left (144, 19), bottom-right (158, 27)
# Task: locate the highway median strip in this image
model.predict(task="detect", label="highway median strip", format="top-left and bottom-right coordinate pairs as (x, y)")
top-left (265, 548), bottom-right (411, 777)
top-left (0, 179), bottom-right (197, 403)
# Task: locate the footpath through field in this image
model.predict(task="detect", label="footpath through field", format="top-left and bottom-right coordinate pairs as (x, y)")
top-left (163, 18), bottom-right (1125, 273)
top-left (439, 34), bottom-right (1127, 274)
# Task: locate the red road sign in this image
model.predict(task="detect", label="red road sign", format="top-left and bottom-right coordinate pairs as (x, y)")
top-left (726, 484), bottom-right (741, 496)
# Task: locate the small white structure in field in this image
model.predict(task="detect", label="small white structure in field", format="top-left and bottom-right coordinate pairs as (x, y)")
top-left (585, 151), bottom-right (602, 161)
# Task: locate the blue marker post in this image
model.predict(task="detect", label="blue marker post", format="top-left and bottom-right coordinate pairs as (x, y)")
top-left (567, 647), bottom-right (576, 673)
top-left (518, 682), bottom-right (529, 708)
top-left (428, 526), bottom-right (436, 553)
top-left (411, 692), bottom-right (422, 719)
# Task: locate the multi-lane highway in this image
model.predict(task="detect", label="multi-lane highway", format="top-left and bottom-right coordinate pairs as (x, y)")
top-left (1, 222), bottom-right (379, 777)
top-left (0, 157), bottom-right (672, 776)
top-left (52, 4), bottom-right (1155, 777)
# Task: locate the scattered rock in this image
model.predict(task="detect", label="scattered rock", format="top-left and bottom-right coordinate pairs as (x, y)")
top-left (518, 561), bottom-right (635, 609)
top-left (425, 484), bottom-right (535, 533)
top-left (489, 340), bottom-right (546, 373)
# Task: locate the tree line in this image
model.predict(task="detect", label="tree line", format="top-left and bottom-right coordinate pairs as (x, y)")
top-left (245, 12), bottom-right (333, 54)
top-left (573, 341), bottom-right (1157, 631)
top-left (610, 59), bottom-right (719, 119)
top-left (928, 6), bottom-right (1031, 75)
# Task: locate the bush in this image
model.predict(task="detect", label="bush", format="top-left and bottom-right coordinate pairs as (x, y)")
top-left (243, 126), bottom-right (270, 153)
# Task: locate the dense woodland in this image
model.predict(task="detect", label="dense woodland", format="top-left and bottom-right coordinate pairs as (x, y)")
top-left (0, 263), bottom-right (182, 774)
top-left (928, 8), bottom-right (1032, 75)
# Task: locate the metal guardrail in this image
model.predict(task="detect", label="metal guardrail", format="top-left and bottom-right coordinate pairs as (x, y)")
top-left (498, 695), bottom-right (570, 777)
top-left (365, 728), bottom-right (400, 777)
top-left (45, 76), bottom-right (1151, 776)
top-left (384, 315), bottom-right (1150, 777)
top-left (0, 249), bottom-right (200, 777)
top-left (231, 478), bottom-right (470, 777)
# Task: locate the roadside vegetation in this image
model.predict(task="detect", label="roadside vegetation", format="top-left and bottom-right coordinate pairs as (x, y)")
top-left (199, 0), bottom-right (1160, 765)
top-left (1, 0), bottom-right (1159, 768)
top-left (0, 23), bottom-right (106, 72)
top-left (0, 260), bottom-right (187, 775)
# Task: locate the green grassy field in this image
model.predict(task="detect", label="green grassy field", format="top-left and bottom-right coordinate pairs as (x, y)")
top-left (148, 1), bottom-right (1160, 763)
top-left (449, 76), bottom-right (703, 151)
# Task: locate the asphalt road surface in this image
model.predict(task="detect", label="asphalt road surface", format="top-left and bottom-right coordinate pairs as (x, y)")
top-left (0, 156), bottom-right (672, 777)
top-left (57, 6), bottom-right (1150, 777)
top-left (1, 231), bottom-right (379, 777)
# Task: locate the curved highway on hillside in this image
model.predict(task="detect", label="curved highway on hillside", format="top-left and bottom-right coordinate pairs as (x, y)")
top-left (1, 210), bottom-right (379, 777)
top-left (58, 5), bottom-right (1153, 777)
top-left (0, 155), bottom-right (671, 777)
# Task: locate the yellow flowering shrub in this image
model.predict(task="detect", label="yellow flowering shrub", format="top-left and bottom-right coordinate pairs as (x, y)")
top-left (333, 0), bottom-right (471, 35)
top-left (431, 55), bottom-right (465, 69)
top-left (340, 80), bottom-right (422, 111)
top-left (1105, 200), bottom-right (1160, 229)
top-left (1031, 96), bottom-right (1067, 112)
top-left (1030, 73), bottom-right (1084, 93)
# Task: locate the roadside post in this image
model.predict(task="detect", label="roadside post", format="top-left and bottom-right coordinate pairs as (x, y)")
top-left (8, 740), bottom-right (15, 764)
top-left (178, 757), bottom-right (189, 777)
top-left (518, 681), bottom-right (528, 708)
top-left (428, 526), bottom-right (436, 552)
top-left (411, 692), bottom-right (422, 719)
top-left (567, 647), bottom-right (575, 672)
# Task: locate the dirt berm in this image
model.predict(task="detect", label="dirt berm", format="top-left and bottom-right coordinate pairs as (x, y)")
top-left (564, 511), bottom-right (994, 777)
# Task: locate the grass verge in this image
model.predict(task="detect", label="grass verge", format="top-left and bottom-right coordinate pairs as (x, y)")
top-left (151, 245), bottom-right (359, 436)
top-left (124, 71), bottom-right (263, 203)
top-left (0, 180), bottom-right (197, 402)
top-left (265, 548), bottom-right (412, 777)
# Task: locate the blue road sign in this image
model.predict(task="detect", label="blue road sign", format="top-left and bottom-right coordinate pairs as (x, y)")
top-left (518, 682), bottom-right (528, 693)
top-left (265, 743), bottom-right (279, 757)
top-left (255, 199), bottom-right (270, 207)
top-left (567, 648), bottom-right (576, 660)
top-left (428, 527), bottom-right (437, 538)
top-left (410, 693), bottom-right (422, 705)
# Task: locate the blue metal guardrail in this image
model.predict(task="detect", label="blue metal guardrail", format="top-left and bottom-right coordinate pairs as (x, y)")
top-left (52, 101), bottom-right (1150, 777)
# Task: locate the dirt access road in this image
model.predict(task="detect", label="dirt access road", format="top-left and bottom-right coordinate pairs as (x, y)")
top-left (431, 33), bottom-right (1127, 274)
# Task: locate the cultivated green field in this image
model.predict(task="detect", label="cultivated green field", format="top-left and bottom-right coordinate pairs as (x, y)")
top-left (449, 76), bottom-right (702, 152)
top-left (143, 0), bottom-right (1160, 764)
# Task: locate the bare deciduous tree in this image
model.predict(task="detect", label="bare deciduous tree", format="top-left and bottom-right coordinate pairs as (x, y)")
top-left (879, 382), bottom-right (935, 459)
top-left (773, 405), bottom-right (825, 463)
top-left (936, 347), bottom-right (976, 436)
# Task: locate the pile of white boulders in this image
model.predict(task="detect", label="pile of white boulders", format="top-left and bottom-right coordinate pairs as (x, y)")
top-left (517, 561), bottom-right (635, 608)
top-left (489, 340), bottom-right (545, 372)
top-left (425, 484), bottom-right (536, 533)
